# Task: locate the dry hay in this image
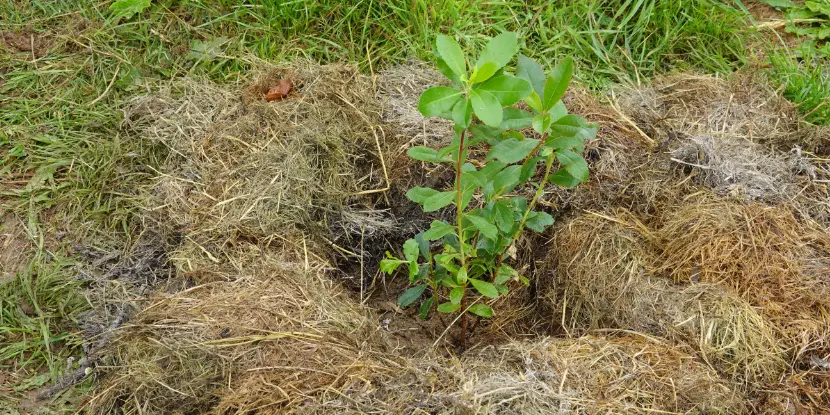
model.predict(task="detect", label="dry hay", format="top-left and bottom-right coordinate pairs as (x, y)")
top-left (669, 133), bottom-right (812, 202)
top-left (89, 63), bottom-right (830, 413)
top-left (656, 198), bottom-right (830, 353)
top-left (88, 245), bottom-right (388, 414)
top-left (546, 211), bottom-right (784, 383)
top-left (609, 71), bottom-right (830, 222)
top-left (123, 62), bottom-right (394, 249)
top-left (616, 71), bottom-right (798, 143)
top-left (441, 335), bottom-right (744, 415)
top-left (89, 239), bottom-right (744, 414)
top-left (552, 71), bottom-right (830, 230)
top-left (376, 60), bottom-right (453, 147)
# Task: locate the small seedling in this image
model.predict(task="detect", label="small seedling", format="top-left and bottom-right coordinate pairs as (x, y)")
top-left (381, 32), bottom-right (597, 348)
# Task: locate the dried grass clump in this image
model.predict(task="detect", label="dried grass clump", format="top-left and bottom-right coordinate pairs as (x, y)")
top-left (656, 198), bottom-right (830, 353)
top-left (124, 62), bottom-right (392, 243)
top-left (669, 134), bottom-right (809, 201)
top-left (546, 211), bottom-right (784, 382)
top-left (616, 71), bottom-right (798, 142)
top-left (453, 336), bottom-right (745, 414)
top-left (611, 71), bottom-right (830, 221)
top-left (89, 245), bottom-right (389, 414)
top-left (376, 60), bottom-right (453, 146)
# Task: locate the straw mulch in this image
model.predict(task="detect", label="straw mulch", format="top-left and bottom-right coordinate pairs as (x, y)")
top-left (79, 62), bottom-right (830, 414)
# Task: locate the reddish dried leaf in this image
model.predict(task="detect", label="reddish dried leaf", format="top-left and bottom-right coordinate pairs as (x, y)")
top-left (264, 79), bottom-right (293, 101)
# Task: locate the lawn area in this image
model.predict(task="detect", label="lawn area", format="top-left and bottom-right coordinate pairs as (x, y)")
top-left (1, 0), bottom-right (829, 413)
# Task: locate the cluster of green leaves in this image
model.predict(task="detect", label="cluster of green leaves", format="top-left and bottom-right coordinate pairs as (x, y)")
top-left (381, 33), bottom-right (596, 325)
top-left (762, 0), bottom-right (830, 56)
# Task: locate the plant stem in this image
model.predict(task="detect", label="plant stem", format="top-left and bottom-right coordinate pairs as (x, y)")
top-left (519, 152), bottom-right (555, 231)
top-left (455, 129), bottom-right (468, 350)
top-left (497, 150), bottom-right (556, 269)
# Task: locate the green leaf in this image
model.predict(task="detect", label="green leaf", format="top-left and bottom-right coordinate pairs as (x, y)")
top-left (423, 191), bottom-right (456, 212)
top-left (471, 61), bottom-right (500, 83)
top-left (493, 200), bottom-right (514, 233)
top-left (511, 196), bottom-right (527, 215)
top-left (452, 98), bottom-right (473, 129)
top-left (532, 113), bottom-right (552, 135)
top-left (436, 35), bottom-right (466, 78)
top-left (462, 167), bottom-right (486, 187)
top-left (479, 160), bottom-right (507, 182)
top-left (110, 0), bottom-right (151, 20)
top-left (450, 286), bottom-right (464, 304)
top-left (186, 37), bottom-right (230, 62)
top-left (493, 165), bottom-right (521, 193)
top-left (806, 1), bottom-right (830, 14)
top-left (460, 185), bottom-right (476, 211)
top-left (520, 156), bottom-right (542, 183)
top-left (469, 303), bottom-right (494, 318)
top-left (406, 187), bottom-right (439, 204)
top-left (476, 32), bottom-right (518, 70)
top-left (517, 54), bottom-right (546, 97)
top-left (524, 92), bottom-right (543, 113)
top-left (470, 89), bottom-right (503, 127)
top-left (437, 142), bottom-right (456, 159)
top-left (500, 108), bottom-right (534, 130)
top-left (398, 285), bottom-right (426, 307)
top-left (556, 149), bottom-right (589, 182)
top-left (470, 279), bottom-right (499, 298)
top-left (478, 75), bottom-right (532, 106)
top-left (549, 168), bottom-right (582, 188)
top-left (551, 114), bottom-right (596, 141)
top-left (555, 148), bottom-right (582, 165)
top-left (549, 101), bottom-right (568, 122)
top-left (423, 220), bottom-right (456, 241)
top-left (488, 137), bottom-right (539, 164)
top-left (419, 296), bottom-right (435, 319)
top-left (525, 211), bottom-right (554, 232)
top-left (546, 136), bottom-right (585, 151)
top-left (465, 213), bottom-right (498, 239)
top-left (407, 146), bottom-right (451, 162)
top-left (543, 57), bottom-right (573, 111)
top-left (565, 158), bottom-right (589, 182)
top-left (415, 232), bottom-right (431, 259)
top-left (468, 124), bottom-right (502, 143)
top-left (495, 264), bottom-right (518, 285)
top-left (437, 302), bottom-right (461, 313)
top-left (419, 86), bottom-right (463, 117)
top-left (403, 239), bottom-right (420, 263)
top-left (456, 267), bottom-right (468, 284)
top-left (380, 256), bottom-right (407, 274)
top-left (436, 57), bottom-right (462, 85)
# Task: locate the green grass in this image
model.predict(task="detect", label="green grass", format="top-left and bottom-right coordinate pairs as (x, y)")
top-left (768, 44), bottom-right (830, 126)
top-left (0, 250), bottom-right (87, 382)
top-left (0, 0), bottom-right (760, 406)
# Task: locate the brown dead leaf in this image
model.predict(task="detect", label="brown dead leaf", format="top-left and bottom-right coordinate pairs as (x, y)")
top-left (20, 297), bottom-right (34, 316)
top-left (264, 79), bottom-right (292, 102)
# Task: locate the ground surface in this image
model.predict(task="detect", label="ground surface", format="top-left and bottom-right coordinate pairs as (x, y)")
top-left (1, 1), bottom-right (829, 414)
